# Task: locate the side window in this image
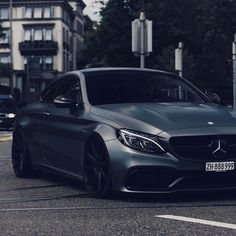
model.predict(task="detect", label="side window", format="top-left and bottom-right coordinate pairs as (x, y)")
top-left (40, 80), bottom-right (61, 103)
top-left (55, 76), bottom-right (78, 99)
top-left (41, 76), bottom-right (82, 104)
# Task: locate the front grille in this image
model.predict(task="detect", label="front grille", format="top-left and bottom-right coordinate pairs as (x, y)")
top-left (125, 167), bottom-right (236, 191)
top-left (125, 167), bottom-right (180, 191)
top-left (170, 135), bottom-right (236, 160)
top-left (174, 172), bottom-right (236, 190)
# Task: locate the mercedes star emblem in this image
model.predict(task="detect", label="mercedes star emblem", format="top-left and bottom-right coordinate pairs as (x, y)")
top-left (209, 139), bottom-right (228, 158)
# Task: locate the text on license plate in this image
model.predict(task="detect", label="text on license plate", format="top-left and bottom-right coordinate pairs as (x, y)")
top-left (205, 161), bottom-right (234, 172)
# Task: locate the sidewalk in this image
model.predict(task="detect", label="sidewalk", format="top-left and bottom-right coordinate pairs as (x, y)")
top-left (0, 132), bottom-right (13, 142)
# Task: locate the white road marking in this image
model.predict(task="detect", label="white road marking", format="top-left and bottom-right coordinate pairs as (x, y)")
top-left (156, 215), bottom-right (236, 230)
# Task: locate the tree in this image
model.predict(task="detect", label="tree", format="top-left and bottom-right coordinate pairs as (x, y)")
top-left (81, 0), bottom-right (139, 67)
top-left (81, 0), bottom-right (236, 101)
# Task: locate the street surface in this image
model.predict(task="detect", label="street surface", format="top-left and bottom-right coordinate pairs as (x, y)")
top-left (1, 132), bottom-right (236, 235)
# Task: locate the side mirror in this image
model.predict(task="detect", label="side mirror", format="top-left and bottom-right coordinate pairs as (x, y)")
top-left (54, 95), bottom-right (76, 108)
top-left (206, 92), bottom-right (221, 104)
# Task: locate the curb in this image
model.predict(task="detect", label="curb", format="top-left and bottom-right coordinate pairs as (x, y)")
top-left (0, 135), bottom-right (13, 142)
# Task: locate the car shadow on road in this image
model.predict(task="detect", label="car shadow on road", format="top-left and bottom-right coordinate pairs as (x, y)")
top-left (27, 172), bottom-right (236, 206)
top-left (114, 190), bottom-right (236, 205)
top-left (35, 172), bottom-right (236, 204)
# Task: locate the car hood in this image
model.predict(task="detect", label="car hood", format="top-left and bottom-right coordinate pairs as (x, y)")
top-left (0, 108), bottom-right (15, 114)
top-left (91, 103), bottom-right (236, 133)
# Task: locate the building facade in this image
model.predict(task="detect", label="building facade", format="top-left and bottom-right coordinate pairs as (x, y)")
top-left (0, 0), bottom-right (86, 101)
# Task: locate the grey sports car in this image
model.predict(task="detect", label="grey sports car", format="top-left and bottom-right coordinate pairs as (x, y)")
top-left (12, 68), bottom-right (236, 197)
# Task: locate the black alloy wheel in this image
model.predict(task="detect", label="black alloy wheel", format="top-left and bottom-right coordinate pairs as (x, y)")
top-left (12, 132), bottom-right (34, 178)
top-left (84, 135), bottom-right (111, 198)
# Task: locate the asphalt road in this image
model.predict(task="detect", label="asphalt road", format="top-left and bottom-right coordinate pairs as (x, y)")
top-left (1, 133), bottom-right (236, 235)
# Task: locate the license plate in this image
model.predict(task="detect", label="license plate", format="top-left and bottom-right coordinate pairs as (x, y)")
top-left (205, 161), bottom-right (235, 172)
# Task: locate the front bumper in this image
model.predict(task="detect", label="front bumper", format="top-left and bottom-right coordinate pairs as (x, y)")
top-left (0, 117), bottom-right (15, 129)
top-left (105, 139), bottom-right (236, 193)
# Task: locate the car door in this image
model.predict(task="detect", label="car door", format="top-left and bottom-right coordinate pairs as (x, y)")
top-left (39, 75), bottom-right (85, 173)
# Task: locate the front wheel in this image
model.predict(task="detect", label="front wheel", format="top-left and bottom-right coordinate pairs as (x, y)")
top-left (84, 135), bottom-right (112, 198)
top-left (12, 132), bottom-right (34, 178)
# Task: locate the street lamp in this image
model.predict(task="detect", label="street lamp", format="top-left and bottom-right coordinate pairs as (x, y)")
top-left (175, 42), bottom-right (183, 78)
top-left (9, 0), bottom-right (14, 96)
top-left (132, 12), bottom-right (153, 68)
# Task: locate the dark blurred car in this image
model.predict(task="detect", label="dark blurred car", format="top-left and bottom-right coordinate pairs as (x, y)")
top-left (0, 95), bottom-right (16, 130)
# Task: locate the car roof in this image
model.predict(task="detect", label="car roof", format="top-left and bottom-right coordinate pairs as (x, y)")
top-left (78, 67), bottom-right (177, 76)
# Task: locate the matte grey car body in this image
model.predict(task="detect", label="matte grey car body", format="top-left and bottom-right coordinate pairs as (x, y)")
top-left (12, 68), bottom-right (236, 196)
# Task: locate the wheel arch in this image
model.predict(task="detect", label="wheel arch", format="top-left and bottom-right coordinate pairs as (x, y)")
top-left (83, 130), bottom-right (113, 197)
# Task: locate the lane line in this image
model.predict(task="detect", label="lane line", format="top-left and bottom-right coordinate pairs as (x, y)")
top-left (156, 215), bottom-right (236, 230)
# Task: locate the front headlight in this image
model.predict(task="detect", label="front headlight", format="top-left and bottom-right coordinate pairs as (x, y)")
top-left (6, 113), bottom-right (15, 118)
top-left (117, 129), bottom-right (166, 154)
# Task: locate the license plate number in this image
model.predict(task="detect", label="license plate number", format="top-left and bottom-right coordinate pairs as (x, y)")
top-left (206, 161), bottom-right (234, 172)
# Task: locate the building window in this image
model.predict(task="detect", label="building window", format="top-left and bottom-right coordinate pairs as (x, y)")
top-left (0, 8), bottom-right (9, 20)
top-left (34, 29), bottom-right (43, 41)
top-left (34, 8), bottom-right (43, 18)
top-left (25, 56), bottom-right (53, 72)
top-left (44, 7), bottom-right (51, 18)
top-left (24, 29), bottom-right (31, 41)
top-left (24, 28), bottom-right (54, 41)
top-left (0, 54), bottom-right (11, 64)
top-left (44, 56), bottom-right (53, 71)
top-left (76, 4), bottom-right (82, 15)
top-left (62, 9), bottom-right (72, 27)
top-left (77, 21), bottom-right (84, 36)
top-left (63, 28), bottom-right (65, 42)
top-left (45, 29), bottom-right (53, 41)
top-left (25, 7), bottom-right (53, 19)
top-left (63, 52), bottom-right (66, 72)
top-left (25, 8), bottom-right (32, 18)
top-left (0, 29), bottom-right (10, 44)
top-left (66, 30), bottom-right (69, 44)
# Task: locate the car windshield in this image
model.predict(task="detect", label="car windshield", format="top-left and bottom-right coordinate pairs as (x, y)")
top-left (0, 99), bottom-right (15, 109)
top-left (85, 71), bottom-right (207, 105)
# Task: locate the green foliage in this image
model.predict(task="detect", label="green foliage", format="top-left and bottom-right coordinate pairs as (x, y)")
top-left (80, 0), bottom-right (236, 101)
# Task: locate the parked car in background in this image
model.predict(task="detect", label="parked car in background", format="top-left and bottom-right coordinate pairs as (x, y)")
top-left (11, 68), bottom-right (236, 198)
top-left (0, 95), bottom-right (16, 130)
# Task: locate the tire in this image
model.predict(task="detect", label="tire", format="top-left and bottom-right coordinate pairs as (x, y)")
top-left (11, 131), bottom-right (34, 178)
top-left (84, 135), bottom-right (112, 198)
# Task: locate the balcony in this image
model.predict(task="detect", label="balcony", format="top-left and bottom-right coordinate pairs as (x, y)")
top-left (19, 40), bottom-right (58, 56)
top-left (0, 42), bottom-right (10, 48)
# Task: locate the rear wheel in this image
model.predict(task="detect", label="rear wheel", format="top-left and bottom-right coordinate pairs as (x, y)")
top-left (84, 135), bottom-right (112, 198)
top-left (12, 132), bottom-right (34, 178)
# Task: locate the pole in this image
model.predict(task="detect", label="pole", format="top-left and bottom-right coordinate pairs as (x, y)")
top-left (178, 42), bottom-right (183, 77)
top-left (9, 0), bottom-right (14, 96)
top-left (26, 59), bottom-right (29, 101)
top-left (175, 42), bottom-right (183, 98)
top-left (140, 12), bottom-right (145, 68)
top-left (233, 34), bottom-right (236, 109)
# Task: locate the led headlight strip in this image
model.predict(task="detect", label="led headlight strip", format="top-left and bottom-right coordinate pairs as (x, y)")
top-left (118, 129), bottom-right (166, 154)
